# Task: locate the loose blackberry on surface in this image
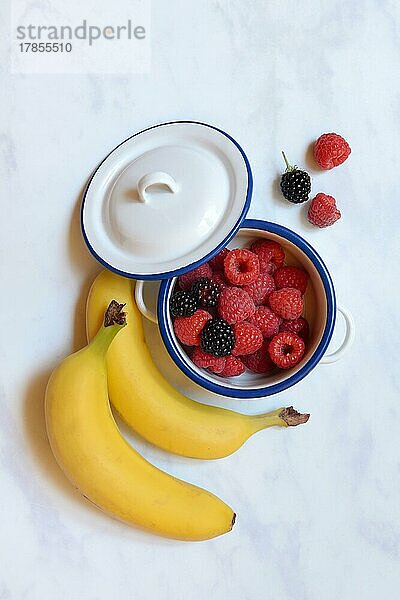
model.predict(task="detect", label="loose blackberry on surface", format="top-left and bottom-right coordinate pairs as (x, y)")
top-left (280, 151), bottom-right (311, 204)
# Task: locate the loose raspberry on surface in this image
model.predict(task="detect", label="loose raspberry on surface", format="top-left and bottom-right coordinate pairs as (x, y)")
top-left (269, 288), bottom-right (303, 320)
top-left (280, 317), bottom-right (310, 342)
top-left (211, 271), bottom-right (229, 291)
top-left (243, 272), bottom-right (276, 305)
top-left (224, 248), bottom-right (260, 286)
top-left (173, 309), bottom-right (212, 346)
top-left (192, 347), bottom-right (226, 373)
top-left (274, 266), bottom-right (309, 295)
top-left (308, 193), bottom-right (341, 228)
top-left (268, 332), bottom-right (305, 369)
top-left (232, 321), bottom-right (263, 356)
top-left (209, 248), bottom-right (229, 271)
top-left (218, 286), bottom-right (256, 325)
top-left (248, 306), bottom-right (281, 338)
top-left (314, 133), bottom-right (351, 170)
top-left (241, 340), bottom-right (275, 374)
top-left (178, 263), bottom-right (212, 291)
top-left (250, 239), bottom-right (285, 271)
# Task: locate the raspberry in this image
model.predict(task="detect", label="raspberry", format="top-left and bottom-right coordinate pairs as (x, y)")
top-left (269, 288), bottom-right (303, 320)
top-left (241, 340), bottom-right (275, 374)
top-left (308, 193), bottom-right (341, 228)
top-left (224, 248), bottom-right (260, 286)
top-left (314, 133), bottom-right (351, 170)
top-left (219, 355), bottom-right (246, 377)
top-left (200, 318), bottom-right (235, 357)
top-left (250, 239), bottom-right (285, 270)
top-left (263, 262), bottom-right (278, 276)
top-left (178, 263), bottom-right (212, 291)
top-left (232, 322), bottom-right (263, 356)
top-left (192, 347), bottom-right (226, 373)
top-left (211, 271), bottom-right (229, 291)
top-left (248, 305), bottom-right (281, 338)
top-left (274, 266), bottom-right (308, 295)
top-left (218, 287), bottom-right (256, 325)
top-left (268, 332), bottom-right (305, 369)
top-left (280, 317), bottom-right (309, 342)
top-left (209, 248), bottom-right (229, 271)
top-left (243, 272), bottom-right (276, 305)
top-left (170, 290), bottom-right (198, 317)
top-left (191, 278), bottom-right (220, 308)
top-left (280, 152), bottom-right (311, 204)
top-left (173, 309), bottom-right (212, 346)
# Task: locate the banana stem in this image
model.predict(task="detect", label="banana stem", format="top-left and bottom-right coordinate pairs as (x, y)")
top-left (250, 406), bottom-right (310, 433)
top-left (90, 301), bottom-right (127, 355)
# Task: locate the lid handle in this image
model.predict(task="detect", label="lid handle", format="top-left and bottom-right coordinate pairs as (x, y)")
top-left (137, 172), bottom-right (178, 203)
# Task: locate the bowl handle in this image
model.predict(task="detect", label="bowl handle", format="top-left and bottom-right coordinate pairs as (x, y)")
top-left (320, 304), bottom-right (355, 364)
top-left (137, 172), bottom-right (178, 204)
top-left (134, 280), bottom-right (158, 323)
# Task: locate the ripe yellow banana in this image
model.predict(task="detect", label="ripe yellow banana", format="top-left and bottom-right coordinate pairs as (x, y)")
top-left (86, 270), bottom-right (309, 459)
top-left (45, 301), bottom-right (235, 541)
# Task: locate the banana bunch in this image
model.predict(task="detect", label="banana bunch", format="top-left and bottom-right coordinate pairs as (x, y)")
top-left (45, 270), bottom-right (309, 541)
top-left (45, 301), bottom-right (235, 541)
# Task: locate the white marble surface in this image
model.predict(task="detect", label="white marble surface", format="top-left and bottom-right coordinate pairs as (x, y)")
top-left (1, 1), bottom-right (400, 598)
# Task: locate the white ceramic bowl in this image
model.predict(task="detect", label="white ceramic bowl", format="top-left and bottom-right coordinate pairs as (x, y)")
top-left (137, 220), bottom-right (354, 399)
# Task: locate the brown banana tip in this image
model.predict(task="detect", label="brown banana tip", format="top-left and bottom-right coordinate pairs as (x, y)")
top-left (279, 406), bottom-right (310, 427)
top-left (231, 513), bottom-right (236, 529)
top-left (104, 300), bottom-right (127, 327)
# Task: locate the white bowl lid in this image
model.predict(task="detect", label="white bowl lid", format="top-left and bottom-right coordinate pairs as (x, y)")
top-left (81, 121), bottom-right (252, 279)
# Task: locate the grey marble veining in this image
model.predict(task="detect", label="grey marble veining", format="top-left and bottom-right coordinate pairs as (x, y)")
top-left (1, 0), bottom-right (400, 598)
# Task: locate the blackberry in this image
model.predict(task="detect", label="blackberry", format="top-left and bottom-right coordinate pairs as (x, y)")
top-left (280, 151), bottom-right (311, 204)
top-left (191, 277), bottom-right (220, 308)
top-left (200, 318), bottom-right (235, 357)
top-left (170, 290), bottom-right (198, 317)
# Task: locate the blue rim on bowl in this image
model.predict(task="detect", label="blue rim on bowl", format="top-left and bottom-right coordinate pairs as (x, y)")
top-left (80, 120), bottom-right (253, 280)
top-left (158, 219), bottom-right (336, 398)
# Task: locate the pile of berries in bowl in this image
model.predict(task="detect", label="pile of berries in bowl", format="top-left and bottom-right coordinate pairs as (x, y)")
top-left (169, 238), bottom-right (310, 379)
